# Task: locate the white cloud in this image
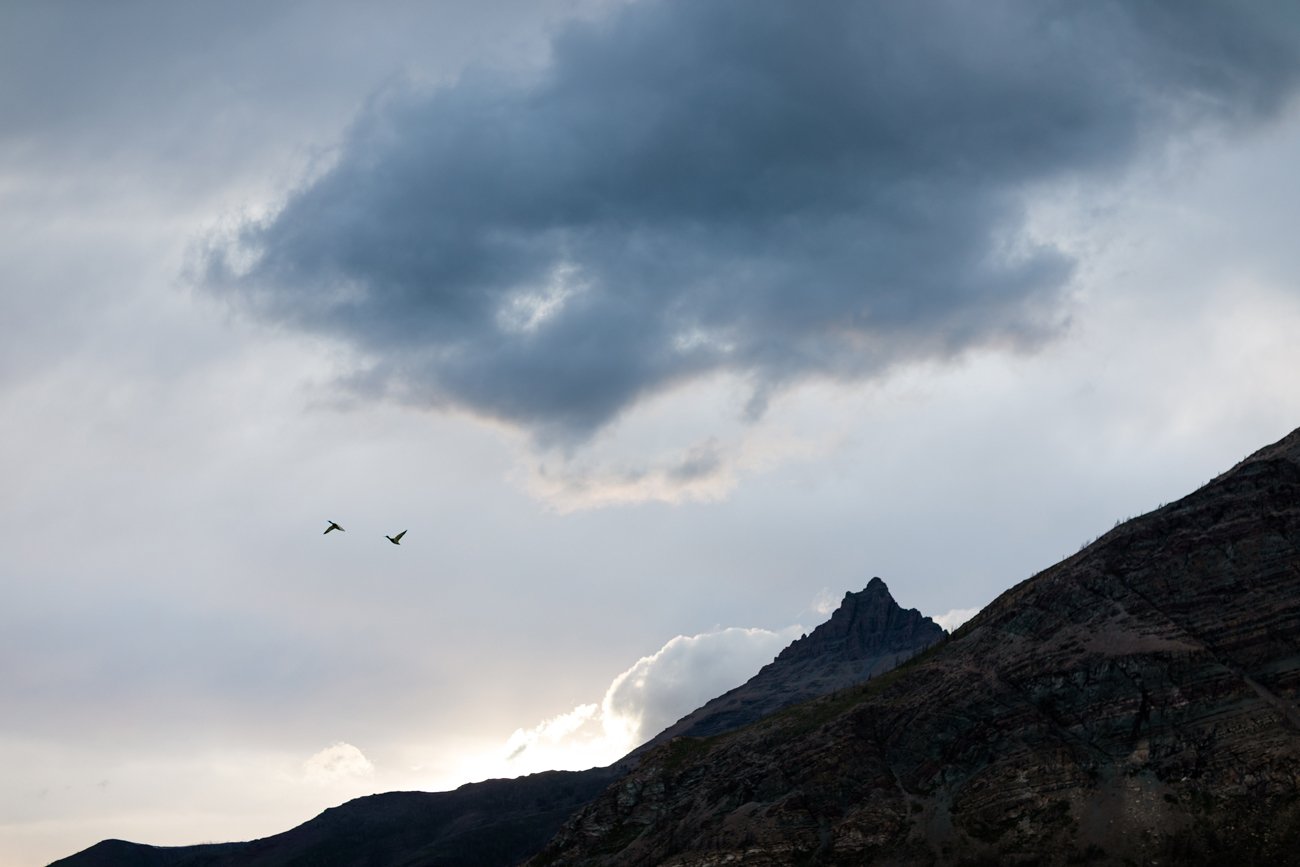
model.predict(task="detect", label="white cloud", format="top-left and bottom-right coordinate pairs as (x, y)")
top-left (603, 626), bottom-right (802, 742)
top-left (810, 588), bottom-right (839, 617)
top-left (302, 742), bottom-right (375, 786)
top-left (490, 625), bottom-right (801, 778)
top-left (526, 440), bottom-right (738, 511)
top-left (933, 607), bottom-right (981, 632)
top-left (499, 703), bottom-right (613, 775)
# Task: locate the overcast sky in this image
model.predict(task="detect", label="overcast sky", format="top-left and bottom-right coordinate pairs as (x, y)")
top-left (5, 2), bottom-right (1300, 864)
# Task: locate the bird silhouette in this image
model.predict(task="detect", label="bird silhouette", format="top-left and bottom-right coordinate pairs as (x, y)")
top-left (386, 530), bottom-right (407, 545)
top-left (324, 521), bottom-right (344, 534)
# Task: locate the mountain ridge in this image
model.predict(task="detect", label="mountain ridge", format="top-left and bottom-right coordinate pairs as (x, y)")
top-left (532, 425), bottom-right (1300, 865)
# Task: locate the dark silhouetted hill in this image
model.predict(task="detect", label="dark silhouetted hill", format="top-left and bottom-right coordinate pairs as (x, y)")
top-left (50, 769), bottom-right (618, 867)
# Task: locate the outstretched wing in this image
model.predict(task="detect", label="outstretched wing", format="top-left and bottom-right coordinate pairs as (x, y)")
top-left (393, 530), bottom-right (406, 543)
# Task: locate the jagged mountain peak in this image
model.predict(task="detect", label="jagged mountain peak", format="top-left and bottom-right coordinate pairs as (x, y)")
top-left (775, 576), bottom-right (943, 665)
top-left (639, 577), bottom-right (944, 747)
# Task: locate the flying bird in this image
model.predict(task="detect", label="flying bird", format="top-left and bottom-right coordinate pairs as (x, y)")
top-left (386, 530), bottom-right (406, 545)
top-left (324, 521), bottom-right (344, 534)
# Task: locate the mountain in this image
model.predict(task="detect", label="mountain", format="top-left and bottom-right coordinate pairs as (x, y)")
top-left (531, 427), bottom-right (1300, 865)
top-left (50, 582), bottom-right (940, 866)
top-left (638, 578), bottom-right (944, 748)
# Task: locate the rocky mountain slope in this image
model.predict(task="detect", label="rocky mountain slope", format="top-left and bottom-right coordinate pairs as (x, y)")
top-left (51, 584), bottom-right (940, 866)
top-left (532, 427), bottom-right (1300, 866)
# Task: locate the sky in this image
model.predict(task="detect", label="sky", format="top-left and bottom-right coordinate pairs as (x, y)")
top-left (4, 1), bottom-right (1300, 864)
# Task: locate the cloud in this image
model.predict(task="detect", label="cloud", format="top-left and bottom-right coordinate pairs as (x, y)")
top-left (204, 0), bottom-right (1300, 445)
top-left (500, 625), bottom-right (800, 774)
top-left (933, 607), bottom-right (981, 632)
top-left (526, 436), bottom-right (735, 509)
top-left (810, 588), bottom-right (840, 618)
top-left (502, 703), bottom-right (609, 769)
top-left (602, 626), bottom-right (803, 741)
top-left (302, 742), bottom-right (375, 785)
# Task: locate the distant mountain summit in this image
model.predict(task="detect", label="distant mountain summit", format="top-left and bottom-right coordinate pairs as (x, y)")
top-left (50, 581), bottom-right (940, 867)
top-left (775, 576), bottom-right (944, 667)
top-left (534, 426), bottom-right (1300, 866)
top-left (641, 577), bottom-right (944, 747)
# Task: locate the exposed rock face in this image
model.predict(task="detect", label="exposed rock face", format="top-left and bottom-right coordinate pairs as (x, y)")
top-left (640, 578), bottom-right (944, 747)
top-left (532, 427), bottom-right (1300, 866)
top-left (50, 584), bottom-right (940, 866)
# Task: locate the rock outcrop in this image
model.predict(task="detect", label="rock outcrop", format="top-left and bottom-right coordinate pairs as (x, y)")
top-left (532, 427), bottom-right (1300, 866)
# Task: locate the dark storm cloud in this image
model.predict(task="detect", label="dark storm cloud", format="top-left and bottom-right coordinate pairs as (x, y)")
top-left (206, 0), bottom-right (1300, 442)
